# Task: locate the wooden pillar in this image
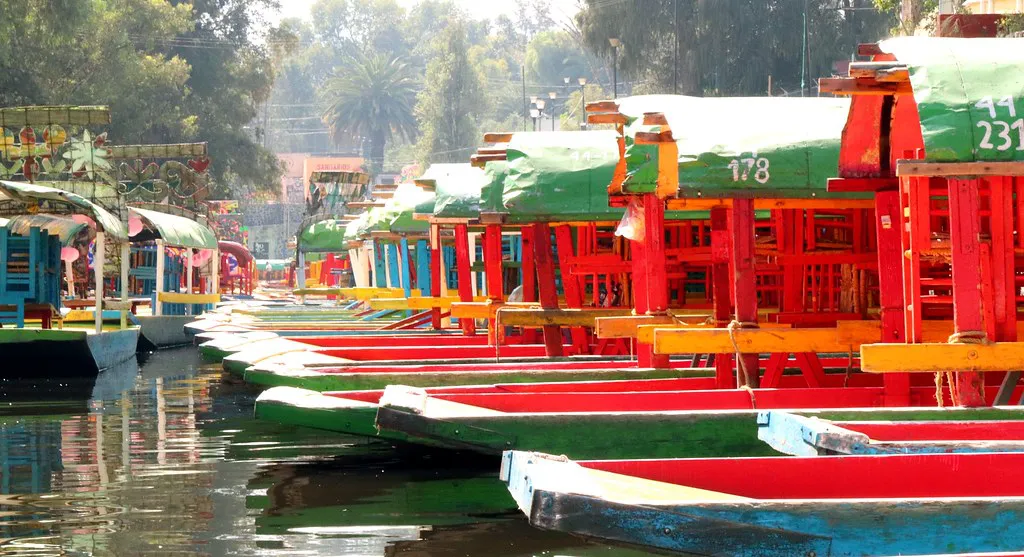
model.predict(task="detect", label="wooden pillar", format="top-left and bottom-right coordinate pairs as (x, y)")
top-left (641, 194), bottom-right (670, 368)
top-left (296, 250), bottom-right (306, 303)
top-left (454, 224), bottom-right (476, 335)
top-left (94, 231), bottom-right (105, 334)
top-left (875, 189), bottom-right (911, 406)
top-left (211, 248), bottom-right (220, 295)
top-left (554, 224), bottom-right (589, 353)
top-left (429, 224), bottom-right (442, 329)
top-left (120, 243), bottom-right (129, 330)
top-left (154, 239), bottom-right (164, 316)
top-left (385, 242), bottom-right (400, 289)
top-left (532, 222), bottom-right (563, 356)
top-left (399, 237), bottom-right (413, 298)
top-left (185, 248), bottom-right (194, 316)
top-left (520, 225), bottom-right (539, 344)
top-left (947, 178), bottom-right (987, 407)
top-left (711, 207), bottom-right (735, 388)
top-left (415, 239), bottom-right (431, 298)
top-left (484, 225), bottom-right (505, 345)
top-left (372, 240), bottom-right (386, 288)
top-left (468, 231), bottom-right (479, 298)
top-left (484, 225), bottom-right (504, 301)
top-left (990, 177), bottom-right (1020, 404)
top-left (731, 198), bottom-right (759, 388)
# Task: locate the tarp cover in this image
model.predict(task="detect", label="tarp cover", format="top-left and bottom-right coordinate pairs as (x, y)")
top-left (0, 180), bottom-right (127, 240)
top-left (382, 183), bottom-right (433, 235)
top-left (615, 95), bottom-right (857, 198)
top-left (430, 163), bottom-right (490, 220)
top-left (881, 37), bottom-right (1024, 162)
top-left (299, 219), bottom-right (348, 252)
top-left (4, 214), bottom-right (89, 246)
top-left (130, 206), bottom-right (218, 249)
top-left (502, 130), bottom-right (623, 221)
top-left (343, 212), bottom-right (371, 244)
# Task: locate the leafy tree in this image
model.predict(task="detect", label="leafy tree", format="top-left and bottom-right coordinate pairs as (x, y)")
top-left (311, 0), bottom-right (408, 57)
top-left (577, 0), bottom-right (893, 97)
top-left (320, 53), bottom-right (419, 175)
top-left (525, 30), bottom-right (594, 89)
top-left (415, 22), bottom-right (488, 165)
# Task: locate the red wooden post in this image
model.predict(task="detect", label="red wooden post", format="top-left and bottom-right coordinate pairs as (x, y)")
top-left (429, 224), bottom-right (443, 329)
top-left (874, 189), bottom-right (911, 406)
top-left (554, 225), bottom-right (590, 353)
top-left (946, 178), bottom-right (986, 407)
top-left (532, 222), bottom-right (563, 356)
top-left (454, 223), bottom-right (476, 336)
top-left (710, 206), bottom-right (735, 388)
top-left (731, 198), bottom-right (760, 388)
top-left (483, 225), bottom-right (505, 344)
top-left (520, 225), bottom-right (539, 344)
top-left (638, 194), bottom-right (671, 368)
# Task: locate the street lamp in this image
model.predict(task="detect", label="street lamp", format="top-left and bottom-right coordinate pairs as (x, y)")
top-left (609, 37), bottom-right (621, 99)
top-left (548, 91), bottom-right (557, 131)
top-left (578, 77), bottom-right (588, 130)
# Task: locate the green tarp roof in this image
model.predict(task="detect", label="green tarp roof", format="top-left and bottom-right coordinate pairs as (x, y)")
top-left (3, 214), bottom-right (89, 246)
top-left (430, 164), bottom-right (489, 220)
top-left (129, 206), bottom-right (218, 249)
top-left (299, 219), bottom-right (348, 252)
top-left (0, 180), bottom-right (128, 241)
top-left (880, 37), bottom-right (1024, 163)
top-left (615, 95), bottom-right (858, 199)
top-left (502, 130), bottom-right (623, 222)
top-left (380, 183), bottom-right (433, 235)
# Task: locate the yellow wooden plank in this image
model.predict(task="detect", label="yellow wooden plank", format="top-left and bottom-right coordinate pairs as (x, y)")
top-left (406, 296), bottom-right (463, 310)
top-left (450, 301), bottom-right (541, 319)
top-left (368, 298), bottom-right (411, 310)
top-left (595, 315), bottom-right (676, 339)
top-left (640, 322), bottom-right (792, 345)
top-left (861, 342), bottom-right (1024, 373)
top-left (653, 327), bottom-right (848, 355)
top-left (496, 308), bottom-right (634, 328)
top-left (293, 288), bottom-right (345, 296)
top-left (157, 292), bottom-right (221, 304)
top-left (836, 320), bottom-right (960, 346)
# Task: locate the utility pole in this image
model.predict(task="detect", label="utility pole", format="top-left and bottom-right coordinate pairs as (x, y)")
top-left (673, 0), bottom-right (679, 94)
top-left (522, 65), bottom-right (527, 131)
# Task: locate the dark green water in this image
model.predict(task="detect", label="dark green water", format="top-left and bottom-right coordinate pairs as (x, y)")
top-left (0, 347), bottom-right (658, 556)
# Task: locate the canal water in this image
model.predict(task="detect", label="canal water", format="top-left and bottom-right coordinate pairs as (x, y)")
top-left (0, 347), bottom-right (660, 556)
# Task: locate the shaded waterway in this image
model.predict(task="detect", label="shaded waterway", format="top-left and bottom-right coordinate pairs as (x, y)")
top-left (0, 347), bottom-right (659, 556)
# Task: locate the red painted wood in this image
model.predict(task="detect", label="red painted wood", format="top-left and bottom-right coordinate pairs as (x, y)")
top-left (947, 178), bottom-right (987, 407)
top-left (430, 225), bottom-right (443, 329)
top-left (484, 225), bottom-right (504, 302)
top-left (519, 225), bottom-right (539, 344)
top-left (532, 223), bottom-right (564, 357)
top-left (298, 335), bottom-right (490, 348)
top-left (837, 95), bottom-right (886, 178)
top-left (318, 344), bottom-right (549, 361)
top-left (710, 207), bottom-right (734, 388)
top-left (987, 177), bottom-right (1017, 343)
top-left (454, 224), bottom-right (476, 336)
top-left (642, 195), bottom-right (671, 369)
top-left (581, 452), bottom-right (1024, 500)
top-left (731, 198), bottom-right (760, 388)
top-left (554, 224), bottom-right (591, 353)
top-left (873, 190), bottom-right (910, 405)
top-left (420, 385), bottom-right (1017, 414)
top-left (840, 420), bottom-right (1024, 442)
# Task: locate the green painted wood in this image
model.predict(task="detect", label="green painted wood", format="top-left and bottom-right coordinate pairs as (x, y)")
top-left (244, 367), bottom-right (698, 392)
top-left (882, 36), bottom-right (1024, 163)
top-left (376, 406), bottom-right (1024, 460)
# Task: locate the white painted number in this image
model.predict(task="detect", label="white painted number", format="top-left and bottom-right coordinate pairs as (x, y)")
top-left (728, 155), bottom-right (770, 184)
top-left (975, 96), bottom-right (1024, 152)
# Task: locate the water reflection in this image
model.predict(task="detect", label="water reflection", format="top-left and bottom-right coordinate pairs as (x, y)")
top-left (0, 347), bottom-right (657, 556)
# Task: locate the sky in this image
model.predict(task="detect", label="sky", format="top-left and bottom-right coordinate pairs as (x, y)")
top-left (273, 0), bottom-right (581, 24)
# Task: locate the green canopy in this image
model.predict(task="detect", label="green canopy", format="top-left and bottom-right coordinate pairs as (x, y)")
top-left (500, 131), bottom-right (715, 222)
top-left (502, 130), bottom-right (624, 222)
top-left (424, 163), bottom-right (488, 220)
top-left (256, 259), bottom-right (290, 272)
top-left (614, 95), bottom-right (858, 199)
top-left (480, 160), bottom-right (509, 215)
top-left (299, 219), bottom-right (348, 253)
top-left (880, 37), bottom-right (1024, 163)
top-left (4, 214), bottom-right (89, 246)
top-left (381, 183), bottom-right (433, 235)
top-left (130, 206), bottom-right (218, 249)
top-left (0, 180), bottom-right (128, 241)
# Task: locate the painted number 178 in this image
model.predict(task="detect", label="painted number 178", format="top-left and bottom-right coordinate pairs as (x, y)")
top-left (975, 96), bottom-right (1024, 152)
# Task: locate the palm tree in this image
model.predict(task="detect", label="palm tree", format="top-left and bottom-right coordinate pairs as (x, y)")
top-left (321, 54), bottom-right (419, 175)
